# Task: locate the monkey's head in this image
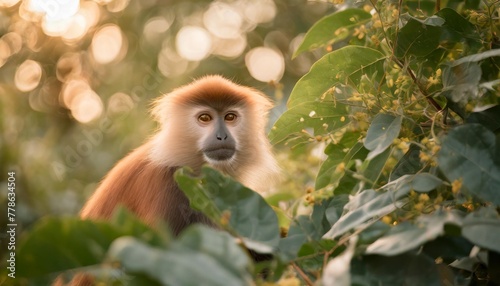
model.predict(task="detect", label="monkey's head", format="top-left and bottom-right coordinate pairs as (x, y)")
top-left (149, 76), bottom-right (278, 190)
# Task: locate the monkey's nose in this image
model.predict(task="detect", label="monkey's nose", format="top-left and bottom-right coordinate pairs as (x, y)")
top-left (216, 134), bottom-right (228, 140)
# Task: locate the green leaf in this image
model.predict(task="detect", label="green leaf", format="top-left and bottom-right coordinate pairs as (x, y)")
top-left (436, 8), bottom-right (482, 53)
top-left (442, 50), bottom-right (500, 103)
top-left (278, 216), bottom-right (317, 262)
top-left (351, 253), bottom-right (442, 285)
top-left (462, 208), bottom-right (500, 253)
top-left (278, 199), bottom-right (342, 261)
top-left (466, 105), bottom-right (500, 133)
top-left (325, 195), bottom-right (350, 226)
top-left (395, 16), bottom-right (443, 58)
top-left (441, 62), bottom-right (482, 103)
top-left (390, 144), bottom-right (422, 181)
top-left (17, 209), bottom-right (166, 278)
top-left (438, 124), bottom-right (500, 205)
top-left (360, 147), bottom-right (392, 188)
top-left (410, 173), bottom-right (443, 192)
top-left (175, 167), bottom-right (280, 252)
top-left (364, 114), bottom-right (402, 160)
top-left (365, 210), bottom-right (462, 256)
top-left (269, 101), bottom-right (349, 145)
top-left (450, 48), bottom-right (500, 66)
top-left (293, 8), bottom-right (372, 58)
top-left (323, 180), bottom-right (411, 239)
top-left (315, 132), bottom-right (362, 190)
top-left (287, 46), bottom-right (385, 107)
top-left (423, 236), bottom-right (474, 260)
top-left (108, 225), bottom-right (252, 286)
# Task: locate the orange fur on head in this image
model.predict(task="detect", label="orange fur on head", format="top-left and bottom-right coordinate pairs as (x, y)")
top-left (80, 75), bottom-right (280, 232)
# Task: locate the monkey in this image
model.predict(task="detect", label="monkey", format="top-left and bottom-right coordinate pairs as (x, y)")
top-left (80, 75), bottom-right (280, 235)
top-left (52, 76), bottom-right (280, 286)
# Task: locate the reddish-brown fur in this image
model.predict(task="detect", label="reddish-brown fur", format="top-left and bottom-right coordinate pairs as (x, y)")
top-left (80, 142), bottom-right (212, 232)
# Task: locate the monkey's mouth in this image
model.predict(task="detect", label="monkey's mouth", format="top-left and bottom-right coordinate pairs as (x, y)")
top-left (203, 148), bottom-right (236, 161)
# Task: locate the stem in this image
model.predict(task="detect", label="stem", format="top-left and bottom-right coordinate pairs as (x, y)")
top-left (292, 262), bottom-right (314, 286)
top-left (392, 57), bottom-right (442, 111)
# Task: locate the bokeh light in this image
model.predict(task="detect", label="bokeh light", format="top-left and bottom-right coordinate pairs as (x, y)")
top-left (158, 46), bottom-right (189, 77)
top-left (69, 89), bottom-right (104, 123)
top-left (56, 53), bottom-right (83, 82)
top-left (143, 16), bottom-right (174, 44)
top-left (91, 24), bottom-right (125, 64)
top-left (28, 0), bottom-right (79, 21)
top-left (242, 0), bottom-right (276, 25)
top-left (176, 26), bottom-right (212, 61)
top-left (245, 47), bottom-right (285, 82)
top-left (106, 0), bottom-right (130, 13)
top-left (15, 59), bottom-right (43, 92)
top-left (0, 32), bottom-right (22, 68)
top-left (108, 92), bottom-right (135, 115)
top-left (212, 34), bottom-right (247, 58)
top-left (60, 78), bottom-right (91, 108)
top-left (203, 2), bottom-right (242, 39)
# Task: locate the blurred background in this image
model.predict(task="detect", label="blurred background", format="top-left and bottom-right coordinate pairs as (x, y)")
top-left (0, 0), bottom-right (336, 231)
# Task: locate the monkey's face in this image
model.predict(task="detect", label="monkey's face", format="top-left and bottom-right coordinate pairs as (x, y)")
top-left (193, 106), bottom-right (244, 165)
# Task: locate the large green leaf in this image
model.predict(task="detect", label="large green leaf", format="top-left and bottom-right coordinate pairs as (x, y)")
top-left (108, 225), bottom-right (252, 286)
top-left (450, 48), bottom-right (500, 66)
top-left (410, 173), bottom-right (443, 192)
top-left (175, 167), bottom-right (280, 252)
top-left (466, 105), bottom-right (500, 133)
top-left (462, 207), bottom-right (500, 253)
top-left (441, 61), bottom-right (482, 103)
top-left (364, 114), bottom-right (402, 160)
top-left (442, 50), bottom-right (500, 103)
top-left (365, 210), bottom-right (462, 256)
top-left (323, 176), bottom-right (413, 239)
top-left (436, 8), bottom-right (482, 53)
top-left (360, 147), bottom-right (392, 188)
top-left (438, 124), bottom-right (500, 205)
top-left (287, 46), bottom-right (386, 107)
top-left (269, 101), bottom-right (350, 145)
top-left (351, 253), bottom-right (442, 285)
top-left (293, 8), bottom-right (372, 58)
top-left (17, 208), bottom-right (166, 278)
top-left (395, 16), bottom-right (443, 58)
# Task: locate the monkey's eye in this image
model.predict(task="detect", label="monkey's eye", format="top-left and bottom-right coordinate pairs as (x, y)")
top-left (198, 114), bottom-right (212, 122)
top-left (224, 113), bottom-right (237, 122)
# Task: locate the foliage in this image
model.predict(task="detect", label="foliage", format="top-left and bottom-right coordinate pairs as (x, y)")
top-left (7, 0), bottom-right (500, 285)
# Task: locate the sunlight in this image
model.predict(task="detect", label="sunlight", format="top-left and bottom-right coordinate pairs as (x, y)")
top-left (176, 26), bottom-right (212, 61)
top-left (15, 59), bottom-right (42, 92)
top-left (245, 47), bottom-right (284, 82)
top-left (60, 78), bottom-right (90, 108)
top-left (203, 2), bottom-right (242, 39)
top-left (28, 0), bottom-right (79, 21)
top-left (143, 16), bottom-right (174, 43)
top-left (212, 34), bottom-right (246, 58)
top-left (70, 89), bottom-right (103, 123)
top-left (91, 24), bottom-right (124, 64)
top-left (0, 32), bottom-right (22, 68)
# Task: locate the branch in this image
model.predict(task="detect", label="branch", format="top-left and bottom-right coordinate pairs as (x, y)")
top-left (292, 262), bottom-right (314, 286)
top-left (392, 57), bottom-right (442, 111)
